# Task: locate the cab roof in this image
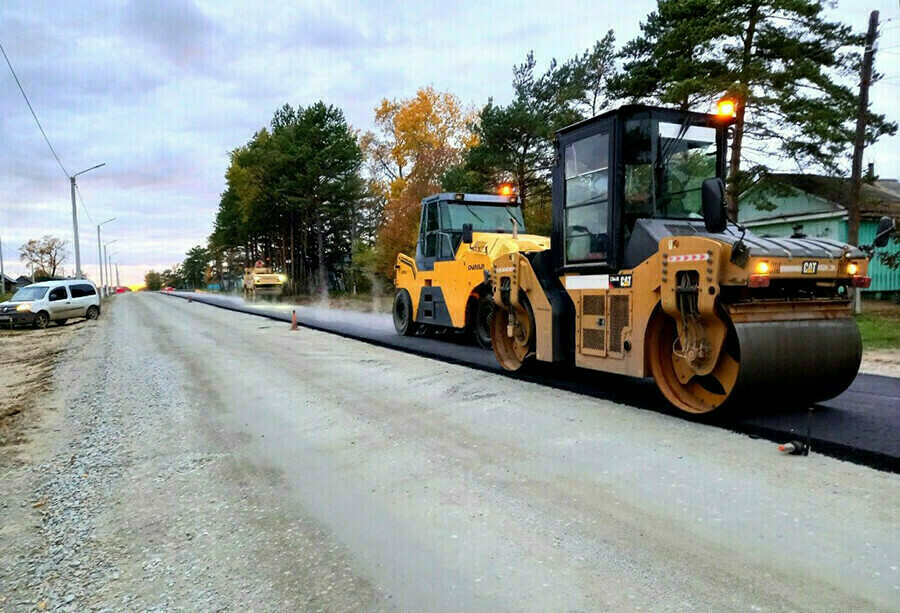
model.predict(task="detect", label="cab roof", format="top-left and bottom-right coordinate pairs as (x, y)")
top-left (556, 103), bottom-right (724, 136)
top-left (423, 193), bottom-right (521, 205)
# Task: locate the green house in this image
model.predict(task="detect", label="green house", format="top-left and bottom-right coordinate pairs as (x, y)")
top-left (738, 173), bottom-right (900, 293)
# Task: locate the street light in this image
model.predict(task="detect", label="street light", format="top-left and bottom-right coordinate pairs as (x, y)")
top-left (108, 251), bottom-right (119, 291)
top-left (96, 218), bottom-right (115, 297)
top-left (104, 240), bottom-right (117, 296)
top-left (70, 163), bottom-right (106, 279)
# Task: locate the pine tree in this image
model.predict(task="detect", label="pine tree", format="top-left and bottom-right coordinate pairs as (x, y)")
top-left (613, 0), bottom-right (896, 217)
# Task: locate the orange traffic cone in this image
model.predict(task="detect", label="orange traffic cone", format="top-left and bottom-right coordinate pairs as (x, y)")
top-left (290, 310), bottom-right (299, 331)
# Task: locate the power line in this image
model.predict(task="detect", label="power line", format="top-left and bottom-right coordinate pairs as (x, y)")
top-left (0, 40), bottom-right (68, 179)
top-left (1, 241), bottom-right (19, 257)
top-left (74, 184), bottom-right (95, 226)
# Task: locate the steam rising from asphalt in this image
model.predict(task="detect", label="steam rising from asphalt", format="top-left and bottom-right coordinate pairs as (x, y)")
top-left (190, 292), bottom-right (395, 333)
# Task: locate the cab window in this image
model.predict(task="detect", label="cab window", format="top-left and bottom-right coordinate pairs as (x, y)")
top-left (48, 287), bottom-right (68, 301)
top-left (564, 131), bottom-right (609, 263)
top-left (423, 201), bottom-right (439, 258)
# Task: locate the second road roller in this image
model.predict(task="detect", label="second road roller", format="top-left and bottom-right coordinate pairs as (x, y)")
top-left (394, 192), bottom-right (548, 346)
top-left (487, 101), bottom-right (896, 414)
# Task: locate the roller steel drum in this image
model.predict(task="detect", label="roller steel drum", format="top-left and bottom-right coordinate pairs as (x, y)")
top-left (649, 315), bottom-right (863, 414)
top-left (729, 318), bottom-right (862, 406)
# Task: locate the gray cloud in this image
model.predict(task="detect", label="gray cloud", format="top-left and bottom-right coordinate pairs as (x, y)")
top-left (122, 0), bottom-right (222, 71)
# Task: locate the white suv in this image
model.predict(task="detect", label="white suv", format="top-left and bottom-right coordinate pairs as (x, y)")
top-left (0, 280), bottom-right (101, 329)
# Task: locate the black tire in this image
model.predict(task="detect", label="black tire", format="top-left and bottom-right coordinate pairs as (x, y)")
top-left (86, 305), bottom-right (100, 320)
top-left (55, 319), bottom-right (68, 326)
top-left (33, 311), bottom-right (50, 330)
top-left (473, 294), bottom-right (494, 348)
top-left (392, 290), bottom-right (418, 336)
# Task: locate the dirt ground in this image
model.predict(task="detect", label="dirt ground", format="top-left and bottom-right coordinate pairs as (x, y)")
top-left (0, 322), bottom-right (93, 451)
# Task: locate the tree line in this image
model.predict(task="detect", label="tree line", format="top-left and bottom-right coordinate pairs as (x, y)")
top-left (150, 0), bottom-right (895, 293)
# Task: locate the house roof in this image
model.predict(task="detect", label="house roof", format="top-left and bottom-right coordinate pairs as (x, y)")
top-left (750, 174), bottom-right (900, 220)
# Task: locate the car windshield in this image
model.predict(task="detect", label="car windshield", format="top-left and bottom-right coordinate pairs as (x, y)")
top-left (439, 202), bottom-right (526, 233)
top-left (624, 118), bottom-right (718, 223)
top-left (10, 286), bottom-right (49, 302)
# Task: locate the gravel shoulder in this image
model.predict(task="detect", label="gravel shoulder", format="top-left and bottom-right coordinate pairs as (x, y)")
top-left (1, 293), bottom-right (898, 612)
top-left (860, 348), bottom-right (900, 378)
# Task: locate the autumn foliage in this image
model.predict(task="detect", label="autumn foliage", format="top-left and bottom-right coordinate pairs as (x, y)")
top-left (363, 87), bottom-right (477, 278)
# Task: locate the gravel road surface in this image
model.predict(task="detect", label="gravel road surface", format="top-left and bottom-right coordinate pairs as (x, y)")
top-left (2, 293), bottom-right (898, 611)
top-left (167, 291), bottom-right (900, 471)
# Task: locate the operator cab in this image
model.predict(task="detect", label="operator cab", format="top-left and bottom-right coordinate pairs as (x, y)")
top-left (416, 192), bottom-right (525, 271)
top-left (552, 104), bottom-right (732, 272)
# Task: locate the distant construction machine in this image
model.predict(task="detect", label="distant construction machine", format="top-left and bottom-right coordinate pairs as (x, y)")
top-left (393, 192), bottom-right (549, 347)
top-left (243, 263), bottom-right (285, 299)
top-left (487, 102), bottom-right (895, 414)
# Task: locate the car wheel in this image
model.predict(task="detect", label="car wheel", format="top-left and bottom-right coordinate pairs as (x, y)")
top-left (55, 318), bottom-right (68, 326)
top-left (86, 305), bottom-right (100, 320)
top-left (33, 311), bottom-right (50, 329)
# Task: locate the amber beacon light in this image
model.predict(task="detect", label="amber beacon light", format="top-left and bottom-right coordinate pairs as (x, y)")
top-left (717, 98), bottom-right (736, 118)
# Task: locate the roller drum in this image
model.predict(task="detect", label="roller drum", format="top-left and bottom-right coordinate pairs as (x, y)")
top-left (730, 318), bottom-right (862, 406)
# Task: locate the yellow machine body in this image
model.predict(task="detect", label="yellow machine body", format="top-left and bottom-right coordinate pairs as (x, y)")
top-left (243, 267), bottom-right (284, 297)
top-left (392, 193), bottom-right (549, 345)
top-left (487, 104), bottom-right (877, 414)
top-left (396, 231), bottom-right (548, 329)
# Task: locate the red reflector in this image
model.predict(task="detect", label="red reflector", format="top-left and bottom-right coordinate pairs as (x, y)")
top-left (851, 276), bottom-right (871, 288)
top-left (748, 274), bottom-right (770, 288)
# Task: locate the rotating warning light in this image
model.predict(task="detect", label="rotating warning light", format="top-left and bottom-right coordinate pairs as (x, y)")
top-left (498, 183), bottom-right (514, 197)
top-left (717, 98), bottom-right (736, 118)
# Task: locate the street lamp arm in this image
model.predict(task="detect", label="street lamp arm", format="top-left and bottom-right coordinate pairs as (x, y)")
top-left (73, 162), bottom-right (106, 178)
top-left (99, 217), bottom-right (116, 227)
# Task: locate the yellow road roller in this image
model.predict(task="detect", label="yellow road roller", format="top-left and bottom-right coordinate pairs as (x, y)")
top-left (394, 192), bottom-right (549, 346)
top-left (488, 103), bottom-right (895, 414)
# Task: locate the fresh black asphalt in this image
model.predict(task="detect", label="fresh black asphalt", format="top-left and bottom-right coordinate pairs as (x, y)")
top-left (164, 291), bottom-right (900, 473)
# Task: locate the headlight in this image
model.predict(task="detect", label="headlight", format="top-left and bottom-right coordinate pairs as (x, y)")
top-left (755, 261), bottom-right (770, 275)
top-left (278, 274), bottom-right (286, 282)
top-left (847, 262), bottom-right (859, 275)
top-left (16, 303), bottom-right (32, 312)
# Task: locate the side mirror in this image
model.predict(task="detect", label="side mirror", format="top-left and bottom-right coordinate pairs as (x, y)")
top-left (462, 223), bottom-right (474, 244)
top-left (873, 216), bottom-right (896, 248)
top-left (701, 177), bottom-right (728, 233)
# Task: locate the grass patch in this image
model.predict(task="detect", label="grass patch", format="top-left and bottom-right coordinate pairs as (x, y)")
top-left (856, 301), bottom-right (900, 350)
top-left (0, 292), bottom-right (12, 303)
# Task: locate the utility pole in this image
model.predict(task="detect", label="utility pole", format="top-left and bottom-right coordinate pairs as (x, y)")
top-left (0, 232), bottom-right (5, 294)
top-left (69, 163), bottom-right (106, 280)
top-left (96, 218), bottom-right (115, 297)
top-left (103, 240), bottom-right (117, 295)
top-left (108, 251), bottom-right (118, 292)
top-left (70, 176), bottom-right (81, 279)
top-left (849, 10), bottom-right (879, 248)
top-left (849, 10), bottom-right (878, 315)
top-left (96, 227), bottom-right (104, 295)
top-left (115, 262), bottom-right (120, 288)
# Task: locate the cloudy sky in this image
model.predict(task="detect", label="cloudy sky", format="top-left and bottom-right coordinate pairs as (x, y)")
top-left (1, 0), bottom-right (898, 286)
